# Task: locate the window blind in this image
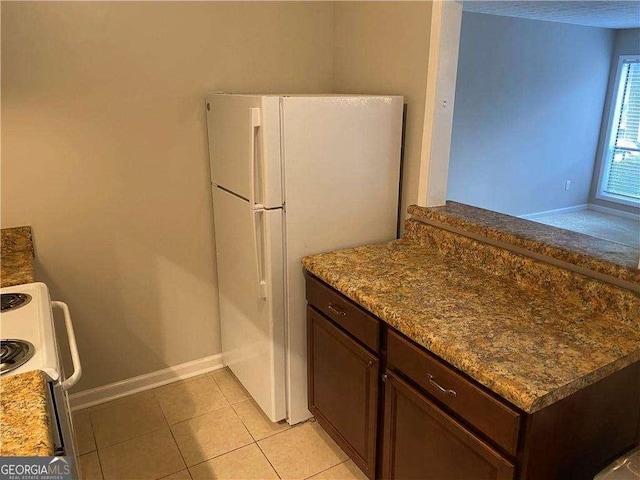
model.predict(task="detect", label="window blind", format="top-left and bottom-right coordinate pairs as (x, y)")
top-left (604, 59), bottom-right (640, 201)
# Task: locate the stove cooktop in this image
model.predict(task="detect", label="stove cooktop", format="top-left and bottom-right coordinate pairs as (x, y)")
top-left (1, 293), bottom-right (32, 312)
top-left (0, 339), bottom-right (36, 375)
top-left (0, 283), bottom-right (60, 380)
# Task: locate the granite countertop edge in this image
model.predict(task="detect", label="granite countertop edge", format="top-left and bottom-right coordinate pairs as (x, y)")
top-left (1, 226), bottom-right (52, 457)
top-left (302, 240), bottom-right (640, 414)
top-left (407, 202), bottom-right (640, 285)
top-left (0, 370), bottom-right (54, 456)
top-left (1, 226), bottom-right (36, 288)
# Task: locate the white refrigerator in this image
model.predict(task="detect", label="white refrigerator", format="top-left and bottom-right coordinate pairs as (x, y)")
top-left (206, 94), bottom-right (403, 425)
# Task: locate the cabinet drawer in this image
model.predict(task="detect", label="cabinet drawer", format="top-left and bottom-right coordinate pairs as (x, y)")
top-left (305, 273), bottom-right (380, 352)
top-left (387, 329), bottom-right (521, 455)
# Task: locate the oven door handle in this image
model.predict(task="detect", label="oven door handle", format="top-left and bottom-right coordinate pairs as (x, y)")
top-left (52, 301), bottom-right (82, 390)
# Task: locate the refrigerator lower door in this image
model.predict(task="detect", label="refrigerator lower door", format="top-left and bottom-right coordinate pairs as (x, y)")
top-left (212, 187), bottom-right (286, 422)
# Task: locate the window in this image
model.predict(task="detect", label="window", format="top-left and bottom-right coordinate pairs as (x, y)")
top-left (597, 55), bottom-right (640, 207)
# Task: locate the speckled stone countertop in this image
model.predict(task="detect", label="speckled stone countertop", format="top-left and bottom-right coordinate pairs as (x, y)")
top-left (1, 226), bottom-right (35, 287)
top-left (408, 202), bottom-right (640, 285)
top-left (302, 240), bottom-right (640, 414)
top-left (1, 226), bottom-right (52, 456)
top-left (0, 370), bottom-right (54, 456)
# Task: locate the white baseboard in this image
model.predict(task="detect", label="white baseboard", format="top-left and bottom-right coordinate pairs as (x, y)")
top-left (588, 204), bottom-right (640, 220)
top-left (519, 204), bottom-right (588, 220)
top-left (69, 353), bottom-right (224, 411)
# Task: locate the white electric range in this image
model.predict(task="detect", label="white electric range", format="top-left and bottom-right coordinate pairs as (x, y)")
top-left (1, 282), bottom-right (81, 476)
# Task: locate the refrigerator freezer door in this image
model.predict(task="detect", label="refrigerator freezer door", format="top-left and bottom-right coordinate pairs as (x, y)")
top-left (212, 187), bottom-right (286, 421)
top-left (281, 95), bottom-right (403, 424)
top-left (206, 94), bottom-right (282, 208)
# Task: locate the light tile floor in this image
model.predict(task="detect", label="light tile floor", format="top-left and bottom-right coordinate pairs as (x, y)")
top-left (74, 368), bottom-right (366, 480)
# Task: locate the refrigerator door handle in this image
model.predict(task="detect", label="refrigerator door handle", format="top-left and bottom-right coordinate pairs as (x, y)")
top-left (252, 208), bottom-right (268, 300)
top-left (250, 108), bottom-right (263, 208)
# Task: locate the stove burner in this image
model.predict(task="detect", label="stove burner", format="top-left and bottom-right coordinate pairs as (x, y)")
top-left (0, 339), bottom-right (35, 375)
top-left (1, 293), bottom-right (32, 312)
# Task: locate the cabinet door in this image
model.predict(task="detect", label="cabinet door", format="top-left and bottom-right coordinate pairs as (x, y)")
top-left (307, 307), bottom-right (379, 479)
top-left (381, 371), bottom-right (514, 480)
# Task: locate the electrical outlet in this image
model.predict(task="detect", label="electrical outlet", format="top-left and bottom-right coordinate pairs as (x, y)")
top-left (565, 180), bottom-right (571, 191)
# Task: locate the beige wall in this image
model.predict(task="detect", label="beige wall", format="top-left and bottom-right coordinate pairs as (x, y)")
top-left (2, 1), bottom-right (434, 393)
top-left (1, 1), bottom-right (334, 391)
top-left (332, 1), bottom-right (432, 226)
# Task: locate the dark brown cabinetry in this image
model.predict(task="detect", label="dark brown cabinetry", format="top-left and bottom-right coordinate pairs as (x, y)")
top-left (380, 371), bottom-right (514, 480)
top-left (305, 272), bottom-right (640, 480)
top-left (306, 273), bottom-right (380, 351)
top-left (386, 329), bottom-right (521, 456)
top-left (307, 307), bottom-right (379, 479)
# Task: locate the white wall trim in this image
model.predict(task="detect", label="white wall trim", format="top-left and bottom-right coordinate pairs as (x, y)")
top-left (417, 0), bottom-right (444, 207)
top-left (69, 353), bottom-right (224, 411)
top-left (588, 203), bottom-right (640, 220)
top-left (519, 204), bottom-right (589, 220)
top-left (417, 0), bottom-right (463, 207)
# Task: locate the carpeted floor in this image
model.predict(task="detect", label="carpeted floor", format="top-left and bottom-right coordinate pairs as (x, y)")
top-left (533, 209), bottom-right (640, 248)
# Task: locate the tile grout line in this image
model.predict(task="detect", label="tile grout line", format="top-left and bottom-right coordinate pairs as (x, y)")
top-left (83, 409), bottom-right (104, 480)
top-left (94, 424), bottom-right (168, 452)
top-left (165, 374), bottom-right (241, 475)
top-left (94, 374), bottom-right (231, 449)
top-left (89, 390), bottom-right (169, 451)
top-left (85, 372), bottom-right (304, 479)
top-left (209, 370), bottom-right (234, 404)
top-left (154, 373), bottom-right (231, 424)
top-left (166, 405), bottom-right (230, 427)
top-left (97, 430), bottom-right (182, 480)
top-left (86, 410), bottom-right (99, 456)
top-left (230, 403), bottom-right (261, 443)
top-left (164, 384), bottom-right (255, 473)
top-left (302, 459), bottom-right (351, 480)
top-left (228, 400), bottom-right (288, 479)
top-left (254, 419), bottom-right (331, 480)
top-left (152, 387), bottom-right (190, 480)
top-left (230, 401), bottom-right (291, 443)
top-left (94, 448), bottom-right (105, 480)
top-left (187, 440), bottom-right (258, 473)
top-left (91, 391), bottom-right (182, 479)
top-left (254, 440), bottom-right (282, 479)
top-left (209, 370), bottom-right (252, 406)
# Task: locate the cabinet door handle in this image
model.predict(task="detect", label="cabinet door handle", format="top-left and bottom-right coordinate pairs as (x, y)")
top-left (327, 303), bottom-right (347, 316)
top-left (428, 374), bottom-right (457, 397)
top-left (367, 360), bottom-right (375, 368)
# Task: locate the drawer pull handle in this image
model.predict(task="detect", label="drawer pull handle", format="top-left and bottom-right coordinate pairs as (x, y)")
top-left (327, 303), bottom-right (347, 316)
top-left (428, 374), bottom-right (457, 397)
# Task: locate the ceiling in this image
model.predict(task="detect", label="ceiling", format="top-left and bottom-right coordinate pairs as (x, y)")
top-left (463, 1), bottom-right (640, 29)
